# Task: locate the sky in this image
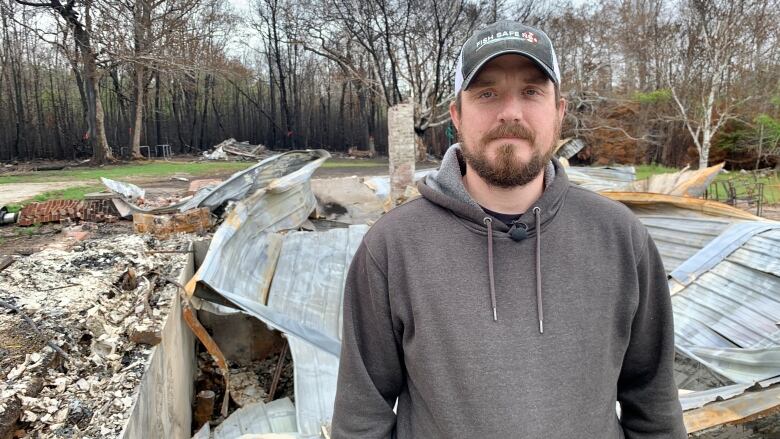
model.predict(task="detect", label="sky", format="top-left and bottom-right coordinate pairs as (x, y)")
top-left (229, 0), bottom-right (252, 14)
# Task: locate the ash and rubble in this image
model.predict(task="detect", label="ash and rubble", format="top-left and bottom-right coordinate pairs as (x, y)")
top-left (0, 231), bottom-right (189, 438)
top-left (193, 347), bottom-right (295, 421)
top-left (226, 348), bottom-right (295, 408)
top-left (1, 150), bottom-right (341, 438)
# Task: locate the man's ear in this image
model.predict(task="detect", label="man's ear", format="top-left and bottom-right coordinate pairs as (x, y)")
top-left (557, 97), bottom-right (566, 124)
top-left (450, 100), bottom-right (461, 132)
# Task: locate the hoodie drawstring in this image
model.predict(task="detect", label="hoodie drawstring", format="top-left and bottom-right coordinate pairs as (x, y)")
top-left (483, 217), bottom-right (498, 322)
top-left (533, 207), bottom-right (543, 334)
top-left (483, 207), bottom-right (544, 334)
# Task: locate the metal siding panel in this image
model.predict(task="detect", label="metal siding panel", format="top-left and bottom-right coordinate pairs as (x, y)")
top-left (639, 215), bottom-right (736, 273)
top-left (565, 166), bottom-right (635, 192)
top-left (267, 226), bottom-right (369, 438)
top-left (672, 223), bottom-right (780, 383)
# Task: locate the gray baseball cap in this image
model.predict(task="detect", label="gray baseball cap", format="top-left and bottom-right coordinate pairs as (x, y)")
top-left (455, 21), bottom-right (561, 93)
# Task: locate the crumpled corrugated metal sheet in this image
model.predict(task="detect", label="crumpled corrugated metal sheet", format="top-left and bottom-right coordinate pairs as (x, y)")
top-left (180, 150), bottom-right (330, 212)
top-left (638, 216), bottom-right (780, 430)
top-left (670, 221), bottom-right (779, 287)
top-left (670, 221), bottom-right (780, 384)
top-left (266, 225), bottom-right (368, 438)
top-left (555, 138), bottom-right (585, 159)
top-left (185, 150), bottom-right (330, 306)
top-left (181, 150), bottom-right (354, 438)
top-left (212, 397), bottom-right (298, 438)
top-left (363, 169), bottom-right (435, 200)
top-left (564, 166), bottom-right (636, 192)
top-left (104, 151), bottom-right (330, 217)
top-left (193, 226), bottom-right (366, 437)
top-left (630, 162), bottom-right (724, 197)
top-left (566, 162), bottom-right (720, 197)
top-left (101, 177), bottom-right (145, 200)
top-left (682, 376), bottom-right (780, 432)
top-left (637, 215), bottom-right (741, 273)
top-left (604, 192), bottom-right (762, 220)
top-left (679, 383), bottom-right (752, 411)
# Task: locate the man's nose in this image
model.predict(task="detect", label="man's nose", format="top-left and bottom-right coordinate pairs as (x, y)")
top-left (496, 94), bottom-right (526, 124)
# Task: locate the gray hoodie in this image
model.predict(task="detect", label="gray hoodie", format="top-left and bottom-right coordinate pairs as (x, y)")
top-left (332, 145), bottom-right (686, 438)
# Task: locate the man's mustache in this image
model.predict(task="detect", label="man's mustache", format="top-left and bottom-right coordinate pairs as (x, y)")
top-left (483, 123), bottom-right (535, 144)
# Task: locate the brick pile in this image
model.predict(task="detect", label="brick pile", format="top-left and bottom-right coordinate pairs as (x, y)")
top-left (18, 199), bottom-right (119, 226)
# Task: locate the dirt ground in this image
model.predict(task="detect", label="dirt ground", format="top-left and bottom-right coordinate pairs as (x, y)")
top-left (0, 182), bottom-right (93, 207)
top-left (757, 204), bottom-right (780, 220)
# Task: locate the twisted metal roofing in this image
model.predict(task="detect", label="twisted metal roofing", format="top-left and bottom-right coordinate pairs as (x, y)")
top-left (267, 225), bottom-right (368, 438)
top-left (670, 222), bottom-right (780, 384)
top-left (638, 215), bottom-right (738, 273)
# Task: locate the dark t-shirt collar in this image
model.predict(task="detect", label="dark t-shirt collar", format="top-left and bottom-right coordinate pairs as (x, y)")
top-left (480, 205), bottom-right (523, 228)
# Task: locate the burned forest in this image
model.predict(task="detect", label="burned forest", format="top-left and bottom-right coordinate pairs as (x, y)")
top-left (0, 0), bottom-right (776, 169)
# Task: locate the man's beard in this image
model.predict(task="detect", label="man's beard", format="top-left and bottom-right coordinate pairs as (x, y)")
top-left (459, 120), bottom-right (559, 188)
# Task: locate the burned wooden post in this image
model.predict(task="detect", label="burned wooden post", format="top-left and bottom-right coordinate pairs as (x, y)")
top-left (193, 390), bottom-right (216, 429)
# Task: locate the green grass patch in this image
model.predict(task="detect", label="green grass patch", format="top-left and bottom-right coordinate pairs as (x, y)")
top-left (634, 163), bottom-right (680, 180)
top-left (32, 185), bottom-right (105, 202)
top-left (710, 172), bottom-right (780, 204)
top-left (15, 223), bottom-right (41, 235)
top-left (320, 159), bottom-right (388, 168)
top-left (633, 89), bottom-right (672, 105)
top-left (0, 158), bottom-right (388, 185)
top-left (5, 203), bottom-right (22, 213)
top-left (6, 185), bottom-right (104, 212)
top-left (0, 161), bottom-right (254, 184)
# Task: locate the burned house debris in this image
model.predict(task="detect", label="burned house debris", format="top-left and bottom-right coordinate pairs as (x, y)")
top-left (202, 139), bottom-right (268, 161)
top-left (0, 232), bottom-right (189, 438)
top-left (16, 200), bottom-right (119, 226)
top-left (1, 148), bottom-right (779, 438)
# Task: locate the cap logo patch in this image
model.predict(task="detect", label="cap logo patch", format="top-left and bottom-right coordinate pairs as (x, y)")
top-left (475, 30), bottom-right (538, 51)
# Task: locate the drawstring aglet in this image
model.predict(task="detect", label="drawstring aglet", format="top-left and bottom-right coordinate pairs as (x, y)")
top-left (539, 320), bottom-right (544, 334)
top-left (493, 307), bottom-right (497, 321)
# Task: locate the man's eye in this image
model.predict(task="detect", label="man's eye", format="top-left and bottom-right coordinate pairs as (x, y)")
top-left (525, 89), bottom-right (541, 96)
top-left (478, 90), bottom-right (496, 99)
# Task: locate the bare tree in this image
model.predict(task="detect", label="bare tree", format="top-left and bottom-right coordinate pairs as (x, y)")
top-left (251, 0), bottom-right (296, 148)
top-left (667, 0), bottom-right (765, 169)
top-left (13, 0), bottom-right (113, 163)
top-left (402, 0), bottom-right (480, 135)
top-left (299, 0), bottom-right (484, 155)
top-left (98, 0), bottom-right (229, 158)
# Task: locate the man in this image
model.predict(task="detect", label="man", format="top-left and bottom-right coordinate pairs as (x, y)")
top-left (332, 21), bottom-right (686, 438)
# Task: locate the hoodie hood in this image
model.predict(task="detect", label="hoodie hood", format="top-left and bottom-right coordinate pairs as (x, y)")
top-left (418, 143), bottom-right (570, 331)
